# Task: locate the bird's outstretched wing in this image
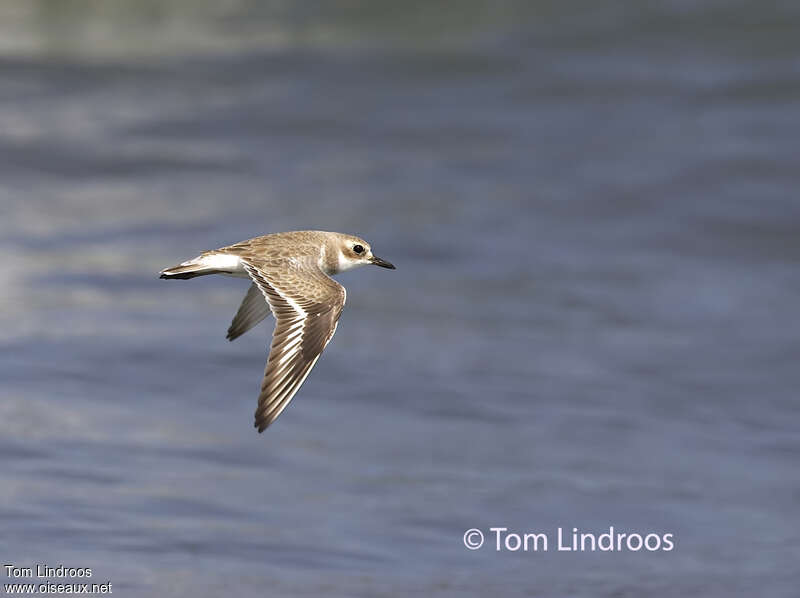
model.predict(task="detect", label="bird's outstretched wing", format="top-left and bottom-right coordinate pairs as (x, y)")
top-left (227, 283), bottom-right (271, 341)
top-left (241, 258), bottom-right (346, 432)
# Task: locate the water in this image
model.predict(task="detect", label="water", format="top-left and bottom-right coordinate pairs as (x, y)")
top-left (2, 1), bottom-right (799, 596)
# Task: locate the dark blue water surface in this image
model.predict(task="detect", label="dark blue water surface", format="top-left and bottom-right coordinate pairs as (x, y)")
top-left (1, 1), bottom-right (799, 596)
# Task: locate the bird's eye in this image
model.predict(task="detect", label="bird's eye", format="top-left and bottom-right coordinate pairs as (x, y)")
top-left (353, 244), bottom-right (364, 254)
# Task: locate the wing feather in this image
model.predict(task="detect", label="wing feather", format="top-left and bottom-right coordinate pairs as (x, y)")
top-left (226, 283), bottom-right (271, 341)
top-left (242, 258), bottom-right (346, 432)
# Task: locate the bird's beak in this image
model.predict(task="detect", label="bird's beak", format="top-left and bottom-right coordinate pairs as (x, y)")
top-left (369, 256), bottom-right (396, 269)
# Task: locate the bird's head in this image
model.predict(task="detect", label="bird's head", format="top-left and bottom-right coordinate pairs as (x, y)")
top-left (329, 233), bottom-right (395, 273)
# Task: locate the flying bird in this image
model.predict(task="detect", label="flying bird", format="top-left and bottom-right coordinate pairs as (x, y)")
top-left (160, 230), bottom-right (395, 432)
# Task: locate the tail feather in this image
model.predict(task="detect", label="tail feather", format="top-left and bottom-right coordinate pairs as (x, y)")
top-left (160, 251), bottom-right (243, 280)
top-left (160, 255), bottom-right (221, 280)
top-left (159, 264), bottom-right (218, 279)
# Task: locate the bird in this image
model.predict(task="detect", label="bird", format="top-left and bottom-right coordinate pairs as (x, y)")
top-left (159, 230), bottom-right (395, 432)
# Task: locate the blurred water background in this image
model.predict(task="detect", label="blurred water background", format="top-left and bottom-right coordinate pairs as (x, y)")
top-left (1, 1), bottom-right (799, 596)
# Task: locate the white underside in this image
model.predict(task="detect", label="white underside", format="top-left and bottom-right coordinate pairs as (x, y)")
top-left (194, 253), bottom-right (249, 278)
top-left (191, 249), bottom-right (366, 279)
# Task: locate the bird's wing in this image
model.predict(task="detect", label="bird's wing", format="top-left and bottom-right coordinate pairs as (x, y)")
top-left (241, 258), bottom-right (346, 432)
top-left (227, 283), bottom-right (271, 341)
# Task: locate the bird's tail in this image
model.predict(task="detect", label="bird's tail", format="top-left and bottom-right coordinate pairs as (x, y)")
top-left (159, 252), bottom-right (230, 280)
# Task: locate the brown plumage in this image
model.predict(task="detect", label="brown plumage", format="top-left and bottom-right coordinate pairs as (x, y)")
top-left (160, 231), bottom-right (395, 432)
